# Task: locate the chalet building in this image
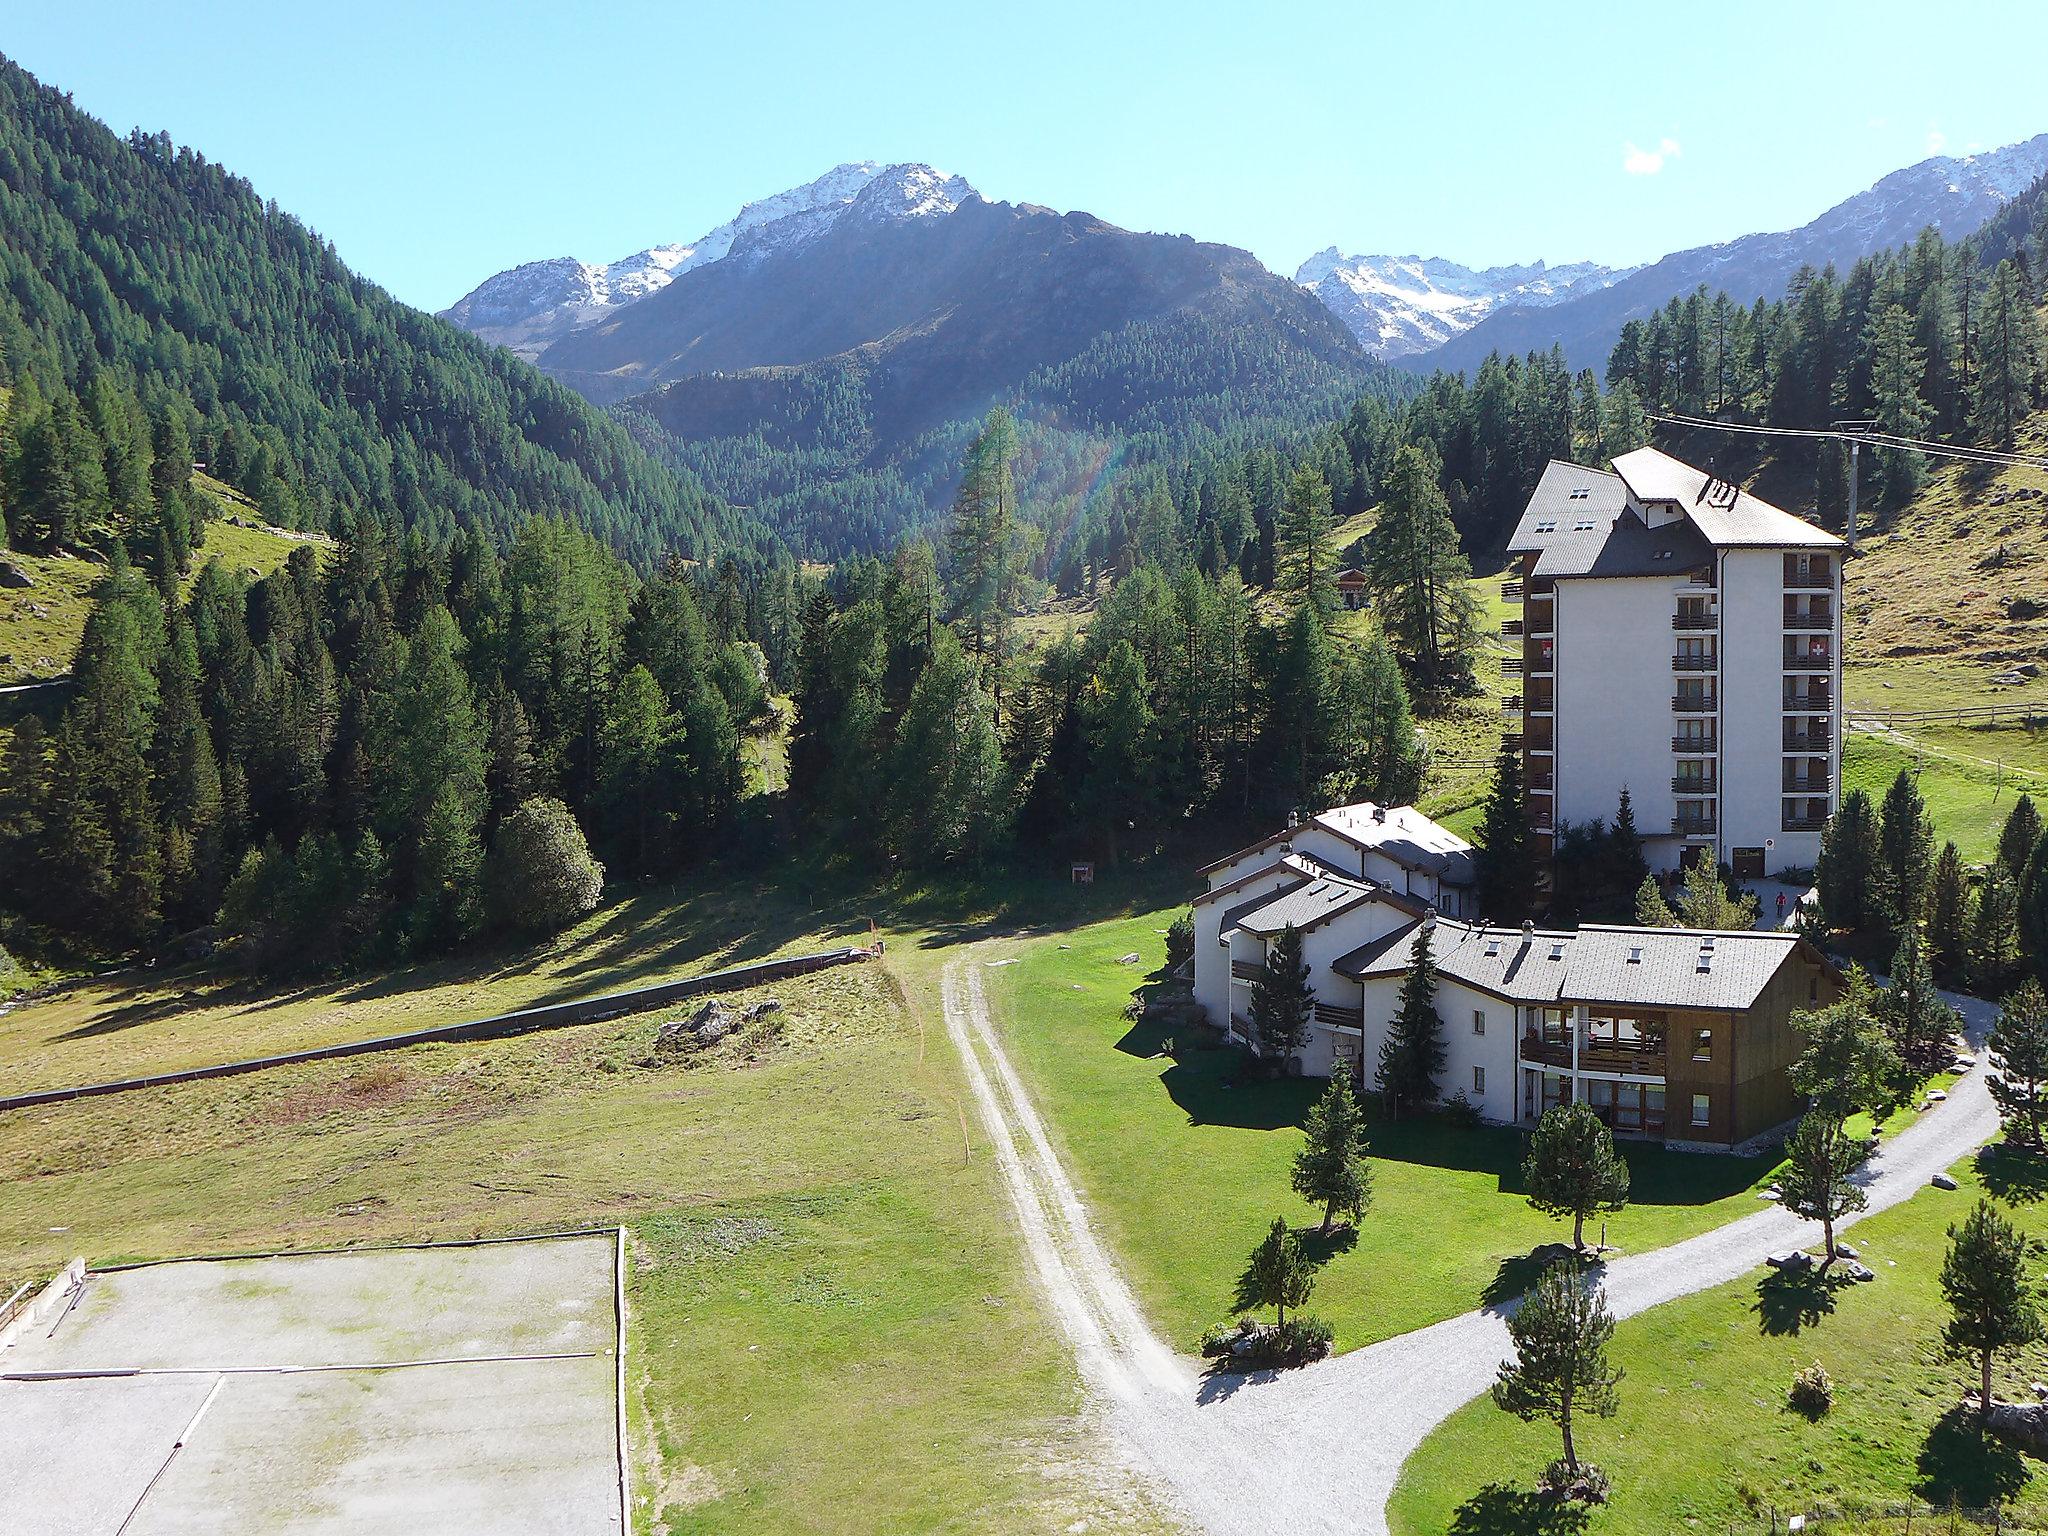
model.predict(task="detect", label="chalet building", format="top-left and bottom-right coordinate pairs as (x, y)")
top-left (1196, 801), bottom-right (1477, 918)
top-left (1191, 806), bottom-right (1842, 1150)
top-left (1502, 447), bottom-right (1845, 881)
top-left (1334, 566), bottom-right (1369, 611)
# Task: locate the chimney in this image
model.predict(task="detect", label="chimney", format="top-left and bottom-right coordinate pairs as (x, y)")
top-left (1373, 805), bottom-right (1387, 824)
top-left (1422, 907), bottom-right (1438, 935)
top-left (1521, 920), bottom-right (1535, 942)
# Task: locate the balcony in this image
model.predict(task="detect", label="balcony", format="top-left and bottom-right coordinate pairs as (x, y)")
top-left (1783, 645), bottom-right (1833, 670)
top-left (1784, 689), bottom-right (1832, 712)
top-left (1673, 816), bottom-right (1719, 836)
top-left (1230, 959), bottom-right (1261, 983)
top-left (1783, 773), bottom-right (1831, 794)
top-left (1784, 724), bottom-right (1832, 750)
top-left (1672, 777), bottom-right (1719, 795)
top-left (1517, 1033), bottom-right (1667, 1080)
top-left (1502, 658), bottom-right (1523, 679)
top-left (1520, 1035), bottom-right (1571, 1069)
top-left (1785, 565), bottom-right (1834, 590)
top-left (1673, 654), bottom-right (1718, 672)
top-left (1672, 694), bottom-right (1716, 713)
top-left (1312, 1000), bottom-right (1363, 1030)
top-left (1672, 735), bottom-right (1717, 753)
top-left (1502, 579), bottom-right (1526, 602)
top-left (1672, 612), bottom-right (1717, 630)
top-left (1501, 618), bottom-right (1524, 639)
top-left (1782, 814), bottom-right (1829, 832)
top-left (1526, 602), bottom-right (1555, 636)
top-left (1532, 806), bottom-right (1555, 831)
top-left (1783, 610), bottom-right (1833, 631)
top-left (1502, 729), bottom-right (1525, 751)
top-left (1502, 694), bottom-right (1524, 716)
top-left (1528, 767), bottom-right (1553, 790)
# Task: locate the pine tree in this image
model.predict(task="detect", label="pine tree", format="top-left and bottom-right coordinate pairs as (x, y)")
top-left (1604, 790), bottom-right (1651, 913)
top-left (1862, 302), bottom-right (1932, 508)
top-left (1291, 1075), bottom-right (1373, 1233)
top-left (1927, 841), bottom-right (1969, 980)
top-left (1276, 465), bottom-right (1336, 618)
top-left (1972, 864), bottom-right (2025, 989)
top-left (2000, 797), bottom-right (2045, 880)
top-left (892, 630), bottom-right (1012, 868)
top-left (1474, 743), bottom-right (1537, 920)
top-left (1079, 638), bottom-right (1155, 868)
top-left (1941, 1200), bottom-right (2044, 1423)
top-left (1364, 442), bottom-right (1479, 696)
top-left (1990, 981), bottom-right (2048, 1150)
top-left (1816, 788), bottom-right (1882, 932)
top-left (1674, 854), bottom-right (1759, 930)
top-left (1634, 875), bottom-right (1677, 926)
top-left (1376, 924), bottom-right (1447, 1118)
top-left (1345, 632), bottom-right (1425, 805)
top-left (1877, 770), bottom-right (1935, 929)
top-left (1235, 1216), bottom-right (1315, 1328)
top-left (1523, 1101), bottom-right (1632, 1252)
top-left (1250, 924), bottom-right (1313, 1071)
top-left (485, 796), bottom-right (605, 932)
top-left (1971, 260), bottom-right (2045, 448)
top-left (947, 408), bottom-right (1019, 680)
top-left (1492, 1259), bottom-right (1623, 1482)
top-left (1777, 1112), bottom-right (1869, 1269)
top-left (1882, 927), bottom-right (1961, 1088)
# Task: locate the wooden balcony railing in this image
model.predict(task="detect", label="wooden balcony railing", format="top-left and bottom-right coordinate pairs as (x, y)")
top-left (1673, 817), bottom-right (1718, 836)
top-left (1671, 612), bottom-right (1717, 630)
top-left (1782, 815), bottom-right (1829, 832)
top-left (1501, 618), bottom-right (1524, 639)
top-left (1672, 694), bottom-right (1716, 713)
top-left (1230, 959), bottom-right (1261, 982)
top-left (1501, 579), bottom-right (1526, 602)
top-left (1502, 658), bottom-right (1523, 679)
top-left (1782, 774), bottom-right (1830, 793)
top-left (1784, 725), bottom-right (1831, 750)
top-left (1672, 777), bottom-right (1718, 795)
top-left (1673, 654), bottom-right (1719, 672)
top-left (1672, 736), bottom-right (1717, 753)
top-left (1502, 695), bottom-right (1524, 715)
top-left (1312, 1001), bottom-right (1364, 1029)
top-left (1783, 612), bottom-right (1833, 631)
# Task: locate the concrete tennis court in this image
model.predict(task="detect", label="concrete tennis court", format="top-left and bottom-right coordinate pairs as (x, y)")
top-left (0, 1232), bottom-right (624, 1535)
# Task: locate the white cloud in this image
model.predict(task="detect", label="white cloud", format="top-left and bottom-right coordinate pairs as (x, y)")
top-left (1622, 137), bottom-right (1682, 176)
top-left (1925, 126), bottom-right (1947, 155)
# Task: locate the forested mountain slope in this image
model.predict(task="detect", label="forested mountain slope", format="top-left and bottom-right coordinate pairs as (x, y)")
top-left (0, 54), bottom-right (762, 569)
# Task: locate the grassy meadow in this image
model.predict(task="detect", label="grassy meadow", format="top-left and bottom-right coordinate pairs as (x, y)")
top-left (1388, 1152), bottom-right (2048, 1536)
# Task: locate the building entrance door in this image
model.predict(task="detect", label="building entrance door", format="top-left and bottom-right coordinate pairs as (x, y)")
top-left (1733, 847), bottom-right (1765, 880)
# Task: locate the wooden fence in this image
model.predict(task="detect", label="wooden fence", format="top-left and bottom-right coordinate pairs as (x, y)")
top-left (0, 945), bottom-right (877, 1114)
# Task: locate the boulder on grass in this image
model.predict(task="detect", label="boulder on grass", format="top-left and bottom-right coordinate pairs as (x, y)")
top-left (1932, 1173), bottom-right (1960, 1191)
top-left (0, 561), bottom-right (33, 589)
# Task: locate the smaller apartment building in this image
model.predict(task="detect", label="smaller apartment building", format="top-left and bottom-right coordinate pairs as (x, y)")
top-left (1192, 808), bottom-right (1841, 1149)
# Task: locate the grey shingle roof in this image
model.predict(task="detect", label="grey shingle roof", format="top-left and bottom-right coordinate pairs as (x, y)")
top-left (1562, 925), bottom-right (1804, 1010)
top-left (1507, 460), bottom-right (1715, 579)
top-left (1333, 917), bottom-right (1808, 1011)
top-left (1234, 876), bottom-right (1381, 938)
top-left (1314, 803), bottom-right (1478, 888)
top-left (1611, 447), bottom-right (1843, 550)
top-left (1216, 877), bottom-right (1310, 934)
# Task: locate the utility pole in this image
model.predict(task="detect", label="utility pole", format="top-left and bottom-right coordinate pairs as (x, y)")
top-left (1832, 420), bottom-right (1875, 553)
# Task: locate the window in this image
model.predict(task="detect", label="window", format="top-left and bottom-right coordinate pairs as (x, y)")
top-left (1809, 976), bottom-right (1819, 1001)
top-left (1691, 1092), bottom-right (1711, 1129)
top-left (1473, 1065), bottom-right (1487, 1094)
top-left (1533, 518), bottom-right (1556, 533)
top-left (1692, 1029), bottom-right (1713, 1062)
top-left (1473, 1009), bottom-right (1486, 1036)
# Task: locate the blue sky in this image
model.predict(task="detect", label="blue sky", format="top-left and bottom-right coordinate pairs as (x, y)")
top-left (10, 1), bottom-right (2048, 312)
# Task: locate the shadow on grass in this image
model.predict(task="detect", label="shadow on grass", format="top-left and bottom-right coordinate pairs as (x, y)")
top-left (1480, 1244), bottom-right (1589, 1313)
top-left (1916, 1406), bottom-right (2030, 1508)
top-left (1155, 1045), bottom-right (1322, 1132)
top-left (1751, 1266), bottom-right (1850, 1336)
top-left (1444, 1484), bottom-right (1593, 1536)
top-left (1977, 1143), bottom-right (2048, 1206)
top-left (1193, 1360), bottom-right (1284, 1406)
top-left (1294, 1224), bottom-right (1360, 1266)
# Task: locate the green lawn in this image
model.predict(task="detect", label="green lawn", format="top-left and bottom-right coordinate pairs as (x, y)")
top-left (0, 863), bottom-right (874, 1095)
top-left (0, 937), bottom-right (1162, 1536)
top-left (983, 909), bottom-right (1834, 1354)
top-left (1389, 1149), bottom-right (2048, 1535)
top-left (1843, 731), bottom-right (2048, 866)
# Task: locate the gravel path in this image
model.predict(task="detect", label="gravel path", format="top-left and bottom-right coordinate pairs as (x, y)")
top-left (945, 958), bottom-right (2002, 1536)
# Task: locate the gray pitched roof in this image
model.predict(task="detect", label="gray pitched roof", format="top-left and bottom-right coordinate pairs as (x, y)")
top-left (1611, 447), bottom-right (1843, 550)
top-left (1314, 803), bottom-right (1478, 888)
top-left (1333, 916), bottom-right (1811, 1011)
top-left (1335, 920), bottom-right (1577, 1004)
top-left (1216, 877), bottom-right (1310, 934)
top-left (1507, 460), bottom-right (1715, 579)
top-left (1234, 876), bottom-right (1381, 938)
top-left (1561, 925), bottom-right (1805, 1010)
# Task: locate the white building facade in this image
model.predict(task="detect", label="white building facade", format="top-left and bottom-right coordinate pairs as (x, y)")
top-left (1504, 448), bottom-right (1844, 881)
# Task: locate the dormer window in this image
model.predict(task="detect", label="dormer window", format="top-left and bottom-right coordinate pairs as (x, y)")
top-left (1534, 519), bottom-right (1556, 533)
top-left (1573, 518), bottom-right (1596, 531)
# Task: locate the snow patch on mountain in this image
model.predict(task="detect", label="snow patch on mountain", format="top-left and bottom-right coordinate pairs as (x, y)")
top-left (1295, 252), bottom-right (1636, 359)
top-left (443, 162), bottom-right (973, 359)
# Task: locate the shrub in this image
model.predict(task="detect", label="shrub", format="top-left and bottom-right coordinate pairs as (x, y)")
top-left (1538, 1459), bottom-right (1611, 1504)
top-left (1439, 1089), bottom-right (1482, 1129)
top-left (1789, 1361), bottom-right (1834, 1418)
top-left (1165, 911), bottom-right (1195, 971)
top-left (485, 797), bottom-right (605, 932)
top-left (1197, 1314), bottom-right (1332, 1369)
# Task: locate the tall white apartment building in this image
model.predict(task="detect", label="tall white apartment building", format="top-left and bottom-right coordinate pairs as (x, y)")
top-left (1503, 447), bottom-right (1844, 882)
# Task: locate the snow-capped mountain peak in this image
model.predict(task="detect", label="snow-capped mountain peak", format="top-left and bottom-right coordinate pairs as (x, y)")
top-left (441, 161), bottom-right (976, 360)
top-left (1295, 252), bottom-right (1636, 360)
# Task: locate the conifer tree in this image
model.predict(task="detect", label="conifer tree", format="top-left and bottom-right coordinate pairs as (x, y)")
top-left (1276, 465), bottom-right (1336, 618)
top-left (1816, 787), bottom-right (1882, 932)
top-left (1862, 302), bottom-right (1932, 507)
top-left (947, 408), bottom-right (1019, 680)
top-left (1364, 442), bottom-right (1479, 696)
top-left (1079, 638), bottom-right (1155, 868)
top-left (1927, 840), bottom-right (1969, 980)
top-left (1941, 1200), bottom-right (2044, 1423)
top-left (1250, 924), bottom-right (1313, 1071)
top-left (1235, 1216), bottom-right (1315, 1328)
top-left (1991, 981), bottom-right (2048, 1150)
top-left (1376, 924), bottom-right (1446, 1118)
top-left (1882, 927), bottom-right (1961, 1088)
top-left (1523, 1101), bottom-right (1632, 1252)
top-left (1973, 864), bottom-right (2025, 989)
top-left (1785, 974), bottom-right (1901, 1263)
top-left (1492, 1259), bottom-right (1622, 1484)
top-left (1971, 260), bottom-right (2045, 448)
top-left (1674, 853), bottom-right (1759, 930)
top-left (1777, 1112), bottom-right (1869, 1270)
top-left (1877, 770), bottom-right (1935, 929)
top-left (1634, 875), bottom-right (1677, 927)
top-left (1291, 1075), bottom-right (1372, 1233)
top-left (1474, 743), bottom-right (1537, 920)
top-left (2000, 796), bottom-right (2044, 880)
